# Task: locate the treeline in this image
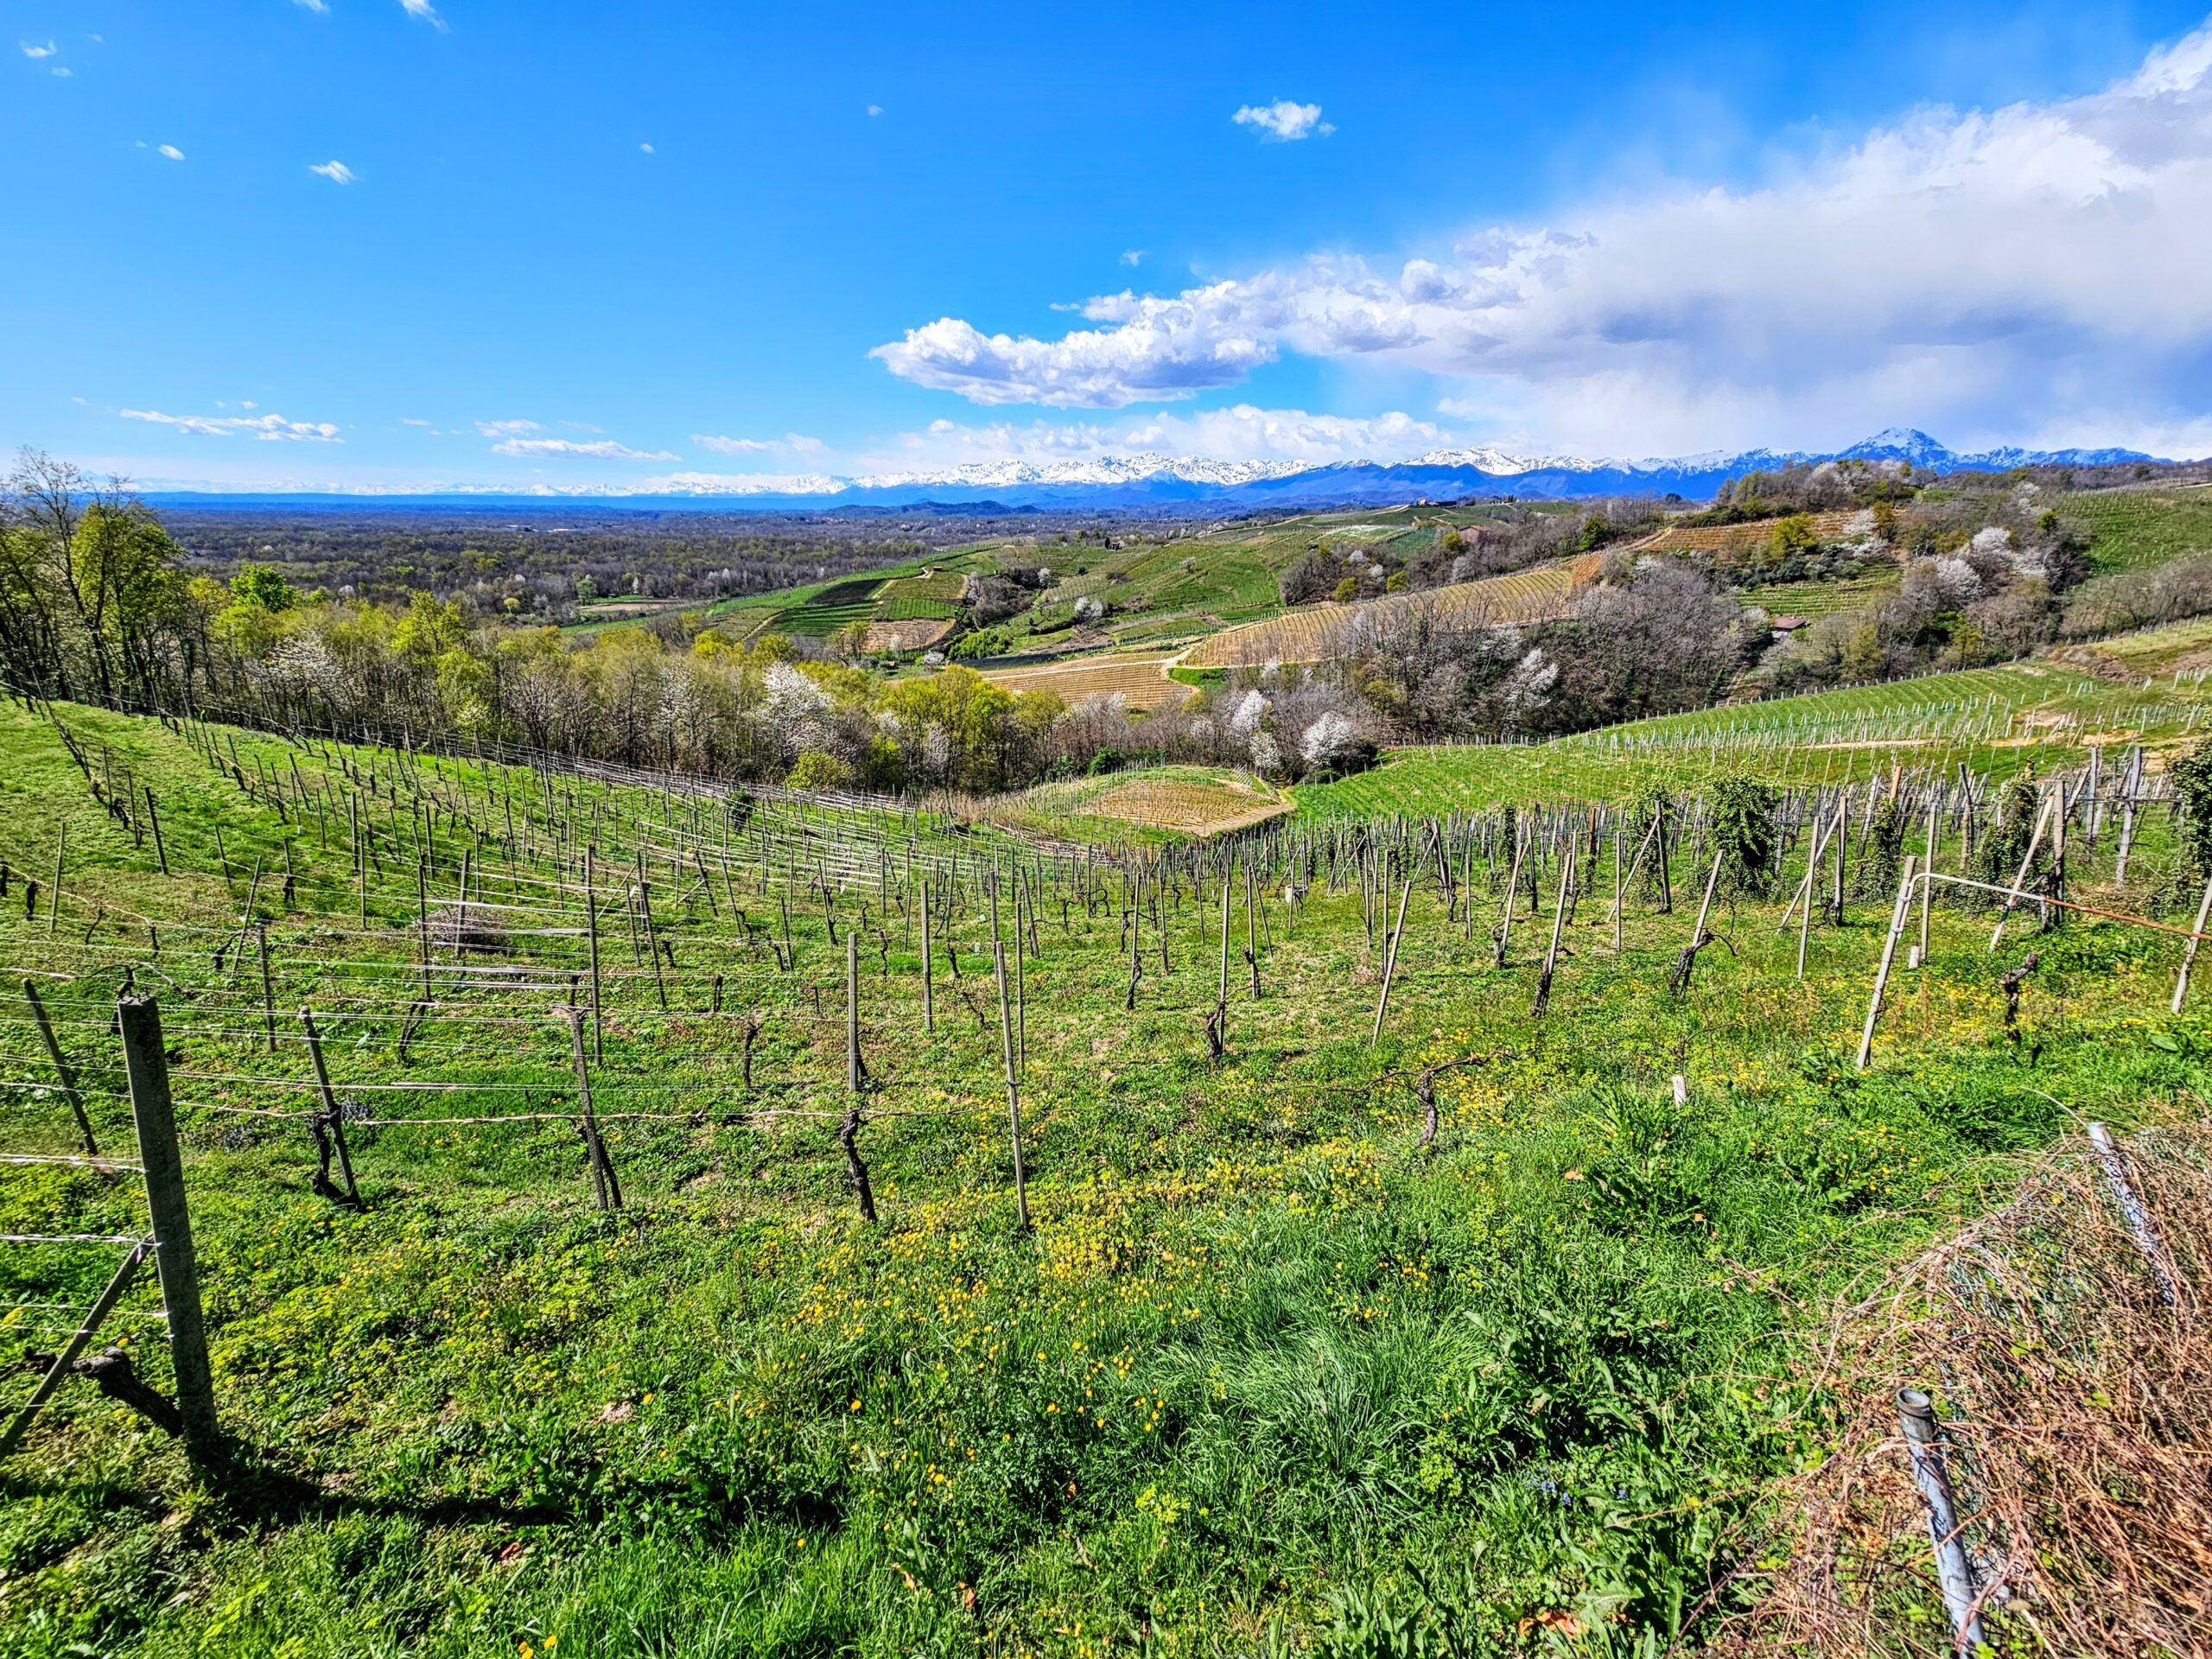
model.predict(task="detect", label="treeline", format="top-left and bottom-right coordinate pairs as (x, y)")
top-left (156, 499), bottom-right (1060, 616)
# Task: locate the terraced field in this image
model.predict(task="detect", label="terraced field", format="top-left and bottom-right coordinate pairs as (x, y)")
top-left (977, 652), bottom-right (1186, 710)
top-left (1184, 557), bottom-right (1592, 669)
top-left (1747, 569), bottom-right (1901, 620)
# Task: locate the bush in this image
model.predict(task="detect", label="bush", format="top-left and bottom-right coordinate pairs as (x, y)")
top-left (785, 749), bottom-right (852, 791)
top-left (1709, 774), bottom-right (1778, 898)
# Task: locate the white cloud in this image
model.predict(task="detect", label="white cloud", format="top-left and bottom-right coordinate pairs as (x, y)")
top-left (156, 143), bottom-right (183, 162)
top-left (122, 409), bottom-right (342, 442)
top-left (474, 418), bottom-right (540, 437)
top-left (870, 292), bottom-right (1274, 408)
top-left (398, 0), bottom-right (448, 30)
top-left (50, 66), bottom-right (68, 77)
top-left (693, 432), bottom-right (828, 457)
top-left (1120, 250), bottom-right (1145, 267)
top-left (866, 104), bottom-right (883, 117)
top-left (490, 437), bottom-right (679, 461)
top-left (1231, 100), bottom-right (1332, 142)
top-left (20, 40), bottom-right (55, 59)
top-left (294, 0), bottom-right (329, 11)
top-left (639, 141), bottom-right (654, 154)
top-left (308, 159), bottom-right (356, 184)
top-left (878, 22), bottom-right (2212, 454)
top-left (399, 416), bottom-right (432, 426)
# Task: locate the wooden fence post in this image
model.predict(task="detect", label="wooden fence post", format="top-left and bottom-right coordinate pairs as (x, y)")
top-left (116, 994), bottom-right (219, 1458)
top-left (1856, 857), bottom-right (1918, 1071)
top-left (299, 1007), bottom-right (363, 1210)
top-left (920, 879), bottom-right (935, 1035)
top-left (2170, 871), bottom-right (2212, 1014)
top-left (995, 940), bottom-right (1032, 1230)
top-left (145, 789), bottom-right (168, 876)
top-left (22, 979), bottom-right (97, 1155)
top-left (564, 1006), bottom-right (620, 1211)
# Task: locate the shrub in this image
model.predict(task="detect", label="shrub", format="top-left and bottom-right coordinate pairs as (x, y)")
top-left (785, 749), bottom-right (852, 791)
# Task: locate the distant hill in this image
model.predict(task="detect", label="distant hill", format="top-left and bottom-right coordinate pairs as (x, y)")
top-left (144, 429), bottom-right (2171, 518)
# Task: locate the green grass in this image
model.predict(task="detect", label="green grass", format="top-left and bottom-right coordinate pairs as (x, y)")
top-left (1296, 659), bottom-right (2212, 817)
top-left (1747, 569), bottom-right (1899, 620)
top-left (2060, 487), bottom-right (2212, 574)
top-left (1, 702), bottom-right (2206, 1656)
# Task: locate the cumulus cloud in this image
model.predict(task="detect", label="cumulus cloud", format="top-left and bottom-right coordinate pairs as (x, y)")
top-left (20, 40), bottom-right (55, 58)
top-left (156, 143), bottom-right (183, 161)
top-left (490, 437), bottom-right (679, 461)
top-left (123, 409), bottom-right (341, 442)
top-left (876, 21), bottom-right (2212, 454)
top-left (398, 0), bottom-right (447, 30)
top-left (639, 141), bottom-right (654, 154)
top-left (693, 432), bottom-right (828, 457)
top-left (1232, 100), bottom-right (1332, 142)
top-left (308, 159), bottom-right (356, 184)
top-left (1121, 250), bottom-right (1145, 266)
top-left (869, 289), bottom-right (1275, 408)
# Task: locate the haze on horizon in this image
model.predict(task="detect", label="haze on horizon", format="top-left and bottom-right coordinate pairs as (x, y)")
top-left (7, 0), bottom-right (2212, 494)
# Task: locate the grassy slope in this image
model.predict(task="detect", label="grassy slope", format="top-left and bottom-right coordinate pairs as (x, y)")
top-left (1294, 657), bottom-right (2212, 817)
top-left (2, 705), bottom-right (2209, 1656)
top-left (2061, 486), bottom-right (2212, 574)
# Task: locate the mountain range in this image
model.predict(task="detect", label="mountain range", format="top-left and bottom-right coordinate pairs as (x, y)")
top-left (147, 430), bottom-right (2165, 515)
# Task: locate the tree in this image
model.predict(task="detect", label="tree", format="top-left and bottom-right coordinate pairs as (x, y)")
top-left (230, 563), bottom-right (297, 612)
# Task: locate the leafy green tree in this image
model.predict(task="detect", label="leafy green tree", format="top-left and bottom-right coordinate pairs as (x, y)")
top-left (786, 749), bottom-right (853, 791)
top-left (230, 563), bottom-right (297, 611)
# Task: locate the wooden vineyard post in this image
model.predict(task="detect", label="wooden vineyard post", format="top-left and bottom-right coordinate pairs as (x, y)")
top-left (2172, 871), bottom-right (2212, 1014)
top-left (995, 940), bottom-right (1032, 1230)
top-left (1612, 822), bottom-right (1624, 954)
top-left (840, 933), bottom-right (877, 1224)
top-left (565, 1006), bottom-right (620, 1211)
top-left (416, 855), bottom-right (432, 1002)
top-left (1989, 793), bottom-right (2053, 952)
top-left (116, 994), bottom-right (219, 1459)
top-left (1856, 856), bottom-right (1918, 1071)
top-left (1369, 877), bottom-right (1413, 1046)
top-left (1669, 851), bottom-right (1726, 998)
top-left (22, 979), bottom-right (98, 1155)
top-left (584, 848), bottom-right (603, 1061)
top-left (2086, 1122), bottom-right (2180, 1306)
top-left (639, 879), bottom-right (670, 1011)
top-left (299, 1007), bottom-right (364, 1210)
top-left (920, 880), bottom-right (935, 1034)
top-left (49, 823), bottom-right (64, 935)
top-left (846, 932), bottom-right (863, 1093)
top-left (1532, 855), bottom-right (1571, 1018)
top-left (145, 788), bottom-right (168, 876)
top-left (1917, 792), bottom-right (1938, 967)
top-left (256, 924), bottom-right (276, 1053)
top-left (350, 795), bottom-right (367, 927)
top-left (1217, 876), bottom-right (1231, 1033)
top-left (1245, 861), bottom-right (1261, 998)
top-left (0, 1238), bottom-right (150, 1462)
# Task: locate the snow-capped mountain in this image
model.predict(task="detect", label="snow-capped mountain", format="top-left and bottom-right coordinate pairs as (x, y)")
top-left (146, 431), bottom-right (2174, 512)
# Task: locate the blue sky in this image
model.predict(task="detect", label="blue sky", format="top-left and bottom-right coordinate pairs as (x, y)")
top-left (6, 0), bottom-right (2212, 492)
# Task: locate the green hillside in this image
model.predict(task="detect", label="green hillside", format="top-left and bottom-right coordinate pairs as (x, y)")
top-left (4, 700), bottom-right (2203, 1656)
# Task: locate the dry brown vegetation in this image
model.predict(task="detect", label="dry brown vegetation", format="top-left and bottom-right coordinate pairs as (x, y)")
top-left (1731, 1124), bottom-right (2212, 1659)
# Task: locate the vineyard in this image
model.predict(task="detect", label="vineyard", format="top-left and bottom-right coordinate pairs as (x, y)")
top-left (2059, 486), bottom-right (2212, 573)
top-left (1181, 558), bottom-right (1592, 670)
top-left (1, 690), bottom-right (2206, 1657)
top-left (978, 652), bottom-right (1188, 711)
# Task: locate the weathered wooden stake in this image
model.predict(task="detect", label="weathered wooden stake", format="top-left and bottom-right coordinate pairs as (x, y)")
top-left (1856, 856), bottom-right (1918, 1071)
top-left (300, 1007), bottom-right (363, 1210)
top-left (117, 995), bottom-right (219, 1458)
top-left (2170, 871), bottom-right (2212, 1013)
top-left (565, 1005), bottom-right (620, 1211)
top-left (1370, 877), bottom-right (1413, 1046)
top-left (995, 940), bottom-right (1031, 1230)
top-left (22, 979), bottom-right (98, 1154)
